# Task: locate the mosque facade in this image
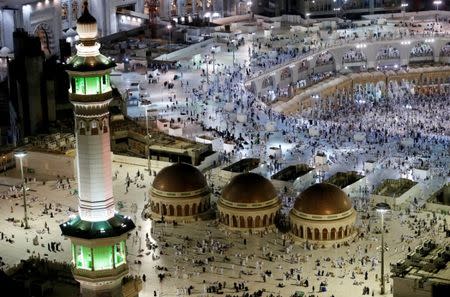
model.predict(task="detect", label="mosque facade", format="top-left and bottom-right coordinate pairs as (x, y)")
top-left (0, 0), bottom-right (240, 54)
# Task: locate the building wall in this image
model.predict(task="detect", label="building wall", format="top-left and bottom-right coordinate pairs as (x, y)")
top-left (16, 150), bottom-right (75, 179)
top-left (392, 276), bottom-right (433, 297)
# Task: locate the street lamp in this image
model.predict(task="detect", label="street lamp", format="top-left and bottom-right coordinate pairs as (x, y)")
top-left (204, 12), bottom-right (211, 35)
top-left (211, 46), bottom-right (216, 74)
top-left (231, 39), bottom-right (236, 66)
top-left (401, 3), bottom-right (408, 19)
top-left (246, 1), bottom-right (252, 21)
top-left (15, 151), bottom-right (29, 229)
top-left (204, 54), bottom-right (210, 84)
top-left (167, 24), bottom-right (173, 46)
top-left (141, 106), bottom-right (151, 173)
top-left (375, 202), bottom-right (391, 295)
top-left (333, 7), bottom-right (341, 18)
top-left (434, 1), bottom-right (442, 11)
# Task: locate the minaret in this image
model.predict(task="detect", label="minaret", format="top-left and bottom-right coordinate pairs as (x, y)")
top-left (60, 2), bottom-right (137, 297)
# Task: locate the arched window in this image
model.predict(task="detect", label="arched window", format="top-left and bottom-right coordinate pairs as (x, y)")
top-left (91, 121), bottom-right (98, 135)
top-left (314, 228), bottom-right (320, 240)
top-left (247, 216), bottom-right (253, 228)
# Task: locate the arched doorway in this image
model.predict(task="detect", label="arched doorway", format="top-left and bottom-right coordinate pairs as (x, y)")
top-left (239, 216), bottom-right (245, 228)
top-left (176, 205), bottom-right (182, 216)
top-left (331, 228), bottom-right (336, 240)
top-left (247, 216), bottom-right (253, 228)
top-left (307, 227), bottom-right (312, 240)
top-left (232, 215), bottom-right (237, 228)
top-left (255, 216), bottom-right (261, 228)
top-left (34, 23), bottom-right (53, 57)
top-left (322, 228), bottom-right (328, 240)
top-left (314, 228), bottom-right (320, 240)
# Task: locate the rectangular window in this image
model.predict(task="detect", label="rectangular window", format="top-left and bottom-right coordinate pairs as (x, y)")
top-left (101, 74), bottom-right (111, 93)
top-left (93, 245), bottom-right (113, 270)
top-left (85, 76), bottom-right (101, 94)
top-left (115, 241), bottom-right (126, 266)
top-left (74, 77), bottom-right (86, 94)
top-left (76, 245), bottom-right (93, 270)
top-left (71, 78), bottom-right (76, 93)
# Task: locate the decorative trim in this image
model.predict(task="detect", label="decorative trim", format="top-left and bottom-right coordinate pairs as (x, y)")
top-left (218, 197), bottom-right (280, 209)
top-left (290, 208), bottom-right (355, 221)
top-left (151, 187), bottom-right (210, 198)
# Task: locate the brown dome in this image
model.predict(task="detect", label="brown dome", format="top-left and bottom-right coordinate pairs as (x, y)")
top-left (152, 163), bottom-right (207, 193)
top-left (294, 183), bottom-right (352, 215)
top-left (222, 173), bottom-right (277, 204)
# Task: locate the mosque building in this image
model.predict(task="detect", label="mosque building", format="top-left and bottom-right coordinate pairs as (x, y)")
top-left (217, 172), bottom-right (281, 230)
top-left (147, 162), bottom-right (211, 222)
top-left (0, 0), bottom-right (242, 54)
top-left (290, 183), bottom-right (357, 245)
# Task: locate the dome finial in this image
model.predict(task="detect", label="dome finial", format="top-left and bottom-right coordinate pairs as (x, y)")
top-left (76, 0), bottom-right (97, 45)
top-left (78, 0), bottom-right (96, 25)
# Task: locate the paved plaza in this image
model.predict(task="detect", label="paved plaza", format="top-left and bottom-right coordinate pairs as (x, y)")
top-left (1, 13), bottom-right (450, 297)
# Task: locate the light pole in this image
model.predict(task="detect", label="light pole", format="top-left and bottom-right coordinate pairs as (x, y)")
top-left (142, 106), bottom-right (151, 173)
top-left (333, 7), bottom-right (340, 18)
top-left (211, 46), bottom-right (216, 74)
top-left (434, 0), bottom-right (442, 11)
top-left (375, 202), bottom-right (391, 295)
top-left (401, 3), bottom-right (408, 19)
top-left (246, 1), bottom-right (252, 21)
top-left (15, 151), bottom-right (29, 229)
top-left (167, 24), bottom-right (172, 46)
top-left (204, 12), bottom-right (211, 36)
top-left (205, 54), bottom-right (210, 84)
top-left (231, 39), bottom-right (236, 66)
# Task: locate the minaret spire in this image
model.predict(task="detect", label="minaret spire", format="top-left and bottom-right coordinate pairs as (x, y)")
top-left (60, 3), bottom-right (138, 296)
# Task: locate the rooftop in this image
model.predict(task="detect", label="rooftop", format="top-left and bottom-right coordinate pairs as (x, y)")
top-left (428, 184), bottom-right (450, 207)
top-left (60, 213), bottom-right (135, 240)
top-left (223, 158), bottom-right (260, 173)
top-left (325, 171), bottom-right (364, 189)
top-left (271, 164), bottom-right (313, 182)
top-left (391, 240), bottom-right (450, 285)
top-left (373, 178), bottom-right (417, 197)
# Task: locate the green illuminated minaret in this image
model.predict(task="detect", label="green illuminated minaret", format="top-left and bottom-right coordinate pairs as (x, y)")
top-left (60, 2), bottom-right (139, 297)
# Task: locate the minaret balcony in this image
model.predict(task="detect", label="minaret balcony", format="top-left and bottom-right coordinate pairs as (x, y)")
top-left (73, 263), bottom-right (128, 282)
top-left (70, 91), bottom-right (113, 104)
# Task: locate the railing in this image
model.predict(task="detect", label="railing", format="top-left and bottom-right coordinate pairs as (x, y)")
top-left (246, 33), bottom-right (450, 83)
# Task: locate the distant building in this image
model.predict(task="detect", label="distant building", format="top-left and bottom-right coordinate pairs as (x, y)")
top-left (7, 29), bottom-right (70, 137)
top-left (255, 0), bottom-right (404, 18)
top-left (391, 240), bottom-right (450, 297)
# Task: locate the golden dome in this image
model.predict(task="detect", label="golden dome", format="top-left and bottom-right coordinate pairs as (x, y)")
top-left (222, 172), bottom-right (277, 204)
top-left (152, 163), bottom-right (207, 193)
top-left (294, 183), bottom-right (352, 215)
